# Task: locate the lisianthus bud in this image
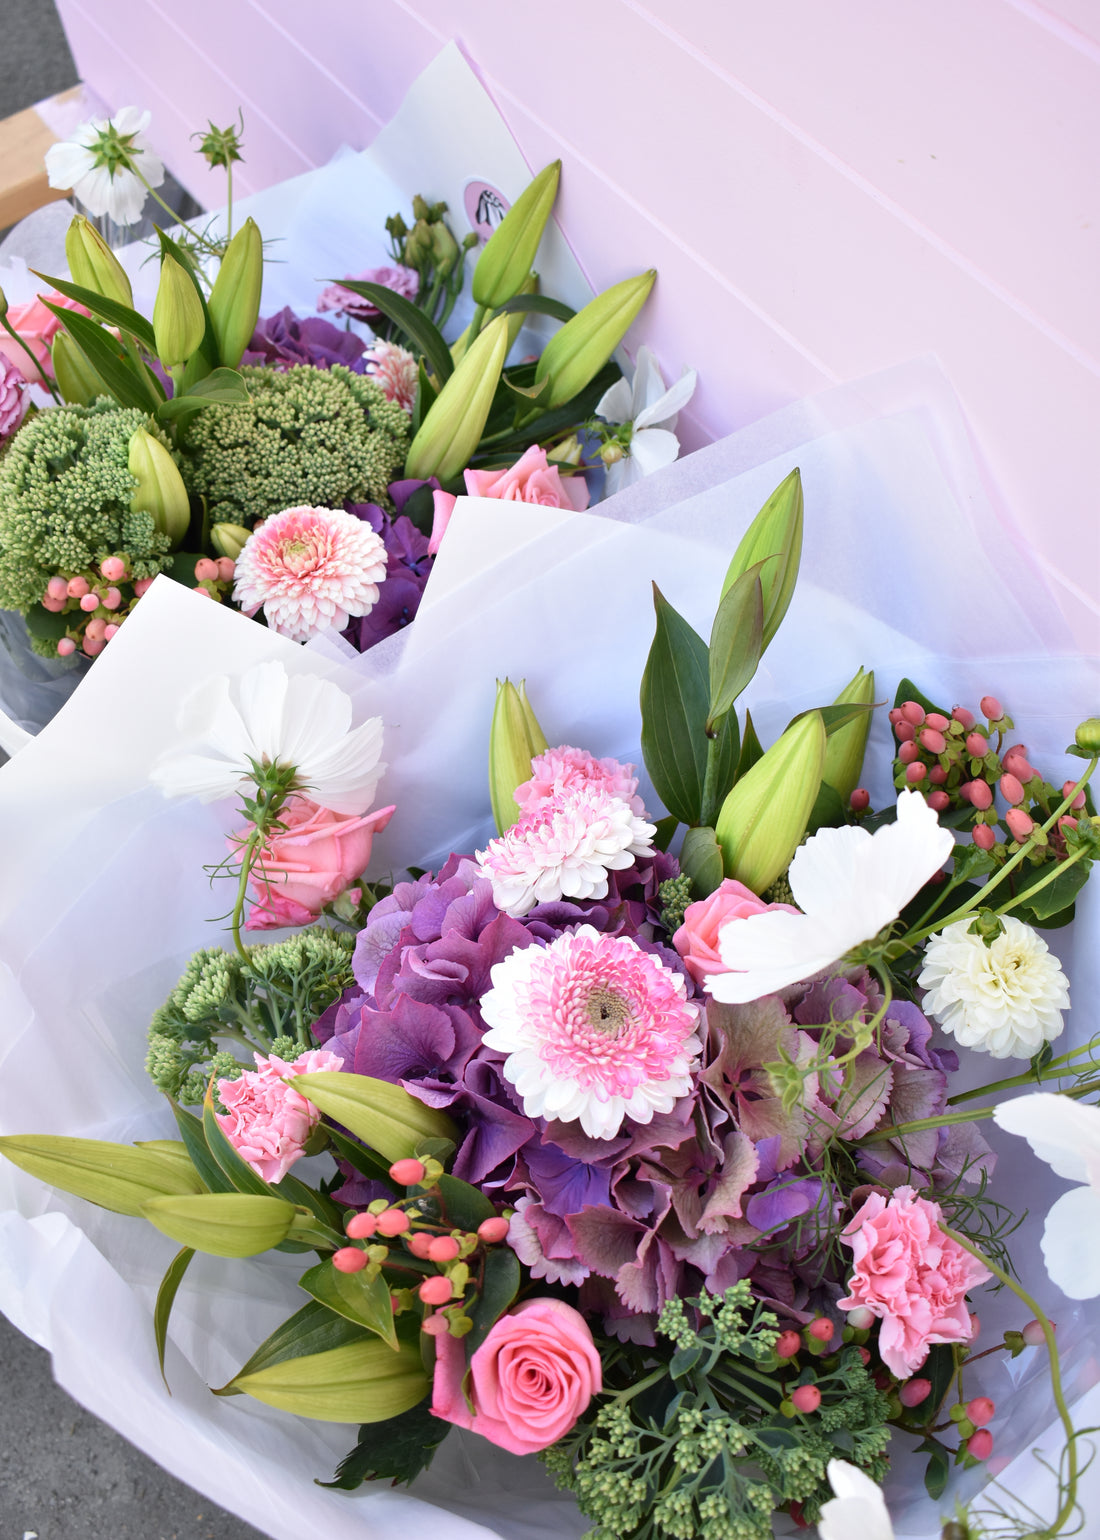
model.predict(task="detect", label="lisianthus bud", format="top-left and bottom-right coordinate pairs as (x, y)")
top-left (128, 426), bottom-right (190, 547)
top-left (821, 666), bottom-right (875, 802)
top-left (51, 329), bottom-right (110, 406)
top-left (715, 710), bottom-right (826, 893)
top-left (488, 677), bottom-right (549, 834)
top-left (405, 314), bottom-right (509, 482)
top-left (472, 161), bottom-right (561, 310)
top-left (1075, 717), bottom-right (1100, 753)
top-left (207, 217), bottom-right (263, 369)
top-left (548, 433), bottom-right (583, 466)
top-left (153, 254), bottom-right (206, 367)
top-left (720, 467), bottom-right (803, 653)
top-left (65, 215), bottom-right (134, 308)
top-left (534, 269), bottom-right (656, 409)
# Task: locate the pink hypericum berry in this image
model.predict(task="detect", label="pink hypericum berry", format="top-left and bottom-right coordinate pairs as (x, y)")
top-left (857, 1346), bottom-right (871, 1365)
top-left (899, 1378), bottom-right (932, 1408)
top-left (965, 732), bottom-right (989, 758)
top-left (41, 594), bottom-right (65, 613)
top-left (888, 708), bottom-right (904, 726)
top-left (102, 587), bottom-right (122, 611)
top-left (477, 1217), bottom-right (510, 1243)
top-left (850, 788), bottom-right (870, 812)
top-left (806, 1318), bottom-right (833, 1344)
top-left (967, 1396), bottom-right (995, 1427)
top-left (775, 1330), bottom-right (802, 1359)
top-left (1059, 816), bottom-right (1078, 834)
top-left (846, 1306), bottom-right (875, 1330)
top-left (928, 790), bottom-right (950, 812)
top-left (376, 1208), bottom-right (411, 1237)
top-left (925, 712), bottom-right (950, 731)
top-left (192, 584), bottom-right (213, 598)
top-left (419, 1276), bottom-right (453, 1306)
top-left (82, 635), bottom-right (104, 657)
top-left (1023, 1318), bottom-right (1051, 1347)
top-left (84, 617), bottom-right (106, 642)
top-left (408, 1232), bottom-right (435, 1259)
top-left (133, 576), bottom-right (156, 597)
top-left (963, 780), bottom-right (993, 810)
top-left (66, 575), bottom-right (89, 598)
top-left (345, 1211), bottom-right (377, 1240)
top-left (898, 741), bottom-right (920, 765)
top-left (56, 637), bottom-right (76, 657)
top-left (79, 591), bottom-right (100, 612)
top-left (216, 556), bottom-right (235, 582)
top-left (980, 696), bottom-right (1003, 721)
top-left (103, 623), bottom-right (119, 640)
top-left (953, 706), bottom-right (975, 727)
top-left (791, 1385), bottom-right (821, 1414)
top-left (100, 556), bottom-right (126, 581)
top-left (972, 824), bottom-right (996, 851)
top-left (999, 772), bottom-right (1025, 805)
top-left (929, 764), bottom-right (948, 784)
top-left (1063, 780), bottom-right (1087, 811)
top-left (389, 1158), bottom-right (427, 1186)
top-left (920, 728), bottom-right (946, 754)
top-left (427, 1235), bottom-right (460, 1263)
top-left (901, 700), bottom-right (925, 726)
top-left (46, 575), bottom-right (68, 600)
top-left (421, 1312), bottom-right (449, 1336)
top-left (966, 1429), bottom-right (993, 1461)
top-left (905, 763), bottom-right (927, 784)
top-left (894, 720), bottom-right (916, 743)
top-left (332, 1247), bottom-right (367, 1273)
top-left (1006, 807), bottom-right (1035, 841)
top-left (194, 557), bottom-right (219, 581)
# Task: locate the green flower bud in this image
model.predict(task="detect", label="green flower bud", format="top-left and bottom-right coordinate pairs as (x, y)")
top-left (0, 1134), bottom-right (204, 1218)
top-left (141, 1192), bottom-right (296, 1256)
top-left (404, 313), bottom-right (509, 482)
top-left (404, 219), bottom-right (434, 270)
top-left (51, 329), bottom-right (110, 406)
top-left (1075, 717), bottom-right (1100, 753)
top-left (721, 468), bottom-right (803, 653)
top-left (489, 677), bottom-right (549, 833)
top-left (534, 269), bottom-right (656, 409)
top-left (472, 160), bottom-right (561, 310)
top-left (430, 218), bottom-right (459, 274)
top-left (229, 1337), bottom-right (427, 1423)
top-left (821, 666), bottom-right (875, 803)
top-left (293, 1070), bottom-right (458, 1164)
top-left (65, 215), bottom-right (134, 308)
top-left (210, 521), bottom-right (252, 561)
top-left (153, 254), bottom-right (206, 367)
top-left (129, 426), bottom-right (191, 548)
top-left (715, 711), bottom-right (827, 891)
top-left (0, 284), bottom-right (7, 320)
top-left (207, 217), bottom-right (263, 370)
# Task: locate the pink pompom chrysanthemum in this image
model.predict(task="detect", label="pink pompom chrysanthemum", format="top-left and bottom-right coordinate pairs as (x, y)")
top-left (481, 925), bottom-right (702, 1139)
top-left (232, 505), bottom-right (388, 642)
top-left (476, 782), bottom-right (655, 917)
top-left (216, 1047), bottom-right (343, 1183)
top-left (361, 339), bottom-right (418, 414)
top-left (515, 745), bottom-right (646, 817)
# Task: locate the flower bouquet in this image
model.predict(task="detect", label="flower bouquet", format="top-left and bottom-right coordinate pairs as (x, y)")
top-left (0, 364), bottom-right (1097, 1540)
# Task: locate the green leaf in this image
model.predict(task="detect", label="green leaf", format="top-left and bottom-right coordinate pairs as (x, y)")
top-left (411, 360), bottom-right (437, 437)
top-left (916, 1436), bottom-right (950, 1500)
top-left (736, 709), bottom-right (764, 779)
top-left (469, 360), bottom-right (620, 461)
top-left (153, 1247), bottom-right (194, 1388)
top-left (319, 1397), bottom-right (447, 1489)
top-left (326, 1128), bottom-right (398, 1190)
top-left (1008, 861), bottom-right (1089, 926)
top-left (892, 678), bottom-right (944, 716)
top-left (171, 1103), bottom-right (234, 1194)
top-left (42, 302), bottom-right (160, 412)
top-left (491, 294), bottom-right (576, 323)
top-left (202, 1080), bottom-right (275, 1197)
top-left (639, 585), bottom-right (710, 826)
top-left (466, 1246), bottom-right (520, 1354)
top-left (213, 1299), bottom-right (368, 1395)
top-left (652, 814), bottom-right (678, 852)
top-left (669, 1343), bottom-right (703, 1379)
top-left (791, 700), bottom-right (877, 738)
top-left (273, 1169), bottom-right (345, 1233)
top-left (503, 372), bottom-right (553, 408)
top-left (805, 779), bottom-right (846, 835)
top-left (299, 1258), bottom-right (398, 1350)
top-left (707, 565), bottom-right (764, 731)
top-left (679, 825), bottom-right (725, 899)
top-left (437, 1173), bottom-right (495, 1232)
top-left (157, 367), bottom-right (252, 420)
top-left (336, 281), bottom-right (453, 385)
top-left (32, 270), bottom-right (158, 350)
top-left (23, 604), bottom-right (68, 642)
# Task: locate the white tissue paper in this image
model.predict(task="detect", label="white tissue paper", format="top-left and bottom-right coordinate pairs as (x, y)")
top-left (0, 361), bottom-right (1097, 1540)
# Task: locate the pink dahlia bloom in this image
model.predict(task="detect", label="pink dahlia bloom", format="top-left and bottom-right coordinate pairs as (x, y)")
top-left (316, 264), bottom-right (419, 320)
top-left (476, 782), bottom-right (655, 918)
top-left (361, 339), bottom-right (418, 413)
top-left (216, 1047), bottom-right (343, 1183)
top-left (674, 878), bottom-right (799, 990)
top-left (232, 505), bottom-right (388, 642)
top-left (838, 1185), bottom-right (990, 1377)
top-left (480, 924), bottom-right (702, 1139)
top-left (515, 744), bottom-right (646, 818)
top-left (0, 355), bottom-right (28, 440)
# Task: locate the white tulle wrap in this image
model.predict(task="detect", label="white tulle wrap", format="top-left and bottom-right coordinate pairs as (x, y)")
top-left (0, 362), bottom-right (1097, 1539)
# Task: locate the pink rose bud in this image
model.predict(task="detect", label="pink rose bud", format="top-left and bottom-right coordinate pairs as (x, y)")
top-left (477, 1217), bottom-right (510, 1243)
top-left (376, 1207), bottom-right (411, 1237)
top-left (82, 635), bottom-right (105, 657)
top-left (56, 637), bottom-right (76, 657)
top-left (967, 1396), bottom-right (995, 1427)
top-left (963, 779), bottom-right (994, 810)
top-left (775, 1330), bottom-right (802, 1359)
top-left (345, 1211), bottom-right (377, 1239)
top-left (419, 1275), bottom-right (453, 1306)
top-left (790, 1385), bottom-right (821, 1414)
top-left (41, 594), bottom-right (65, 613)
top-left (1006, 807), bottom-right (1035, 841)
top-left (66, 575), bottom-right (90, 598)
top-left (920, 728), bottom-right (946, 754)
top-left (953, 706), bottom-right (975, 727)
top-left (965, 732), bottom-right (989, 758)
top-left (899, 1378), bottom-right (932, 1408)
top-left (905, 763), bottom-right (927, 784)
top-left (999, 772), bottom-right (1025, 805)
top-left (79, 591), bottom-right (100, 612)
top-left (1063, 780), bottom-right (1087, 811)
top-left (846, 1307), bottom-right (875, 1330)
top-left (216, 556), bottom-right (235, 582)
top-left (389, 1158), bottom-right (427, 1186)
top-left (46, 575), bottom-right (69, 600)
top-left (1022, 1318), bottom-right (1050, 1347)
top-left (894, 720), bottom-right (916, 743)
top-left (925, 712), bottom-right (950, 731)
top-left (194, 557), bottom-right (219, 581)
top-left (888, 708), bottom-right (904, 726)
top-left (103, 623), bottom-right (119, 640)
top-left (850, 788), bottom-right (870, 812)
top-left (409, 1232), bottom-right (435, 1259)
top-left (421, 1312), bottom-right (450, 1337)
top-left (99, 556), bottom-right (126, 581)
top-left (102, 587), bottom-right (122, 611)
top-left (928, 790), bottom-right (950, 811)
top-left (901, 700), bottom-right (925, 725)
top-left (966, 1429), bottom-right (993, 1461)
top-left (133, 576), bottom-right (156, 597)
top-left (428, 1235), bottom-right (461, 1263)
top-left (929, 764), bottom-right (948, 784)
top-left (972, 824), bottom-right (996, 850)
top-left (980, 696), bottom-right (1003, 721)
top-left (332, 1246), bottom-right (367, 1274)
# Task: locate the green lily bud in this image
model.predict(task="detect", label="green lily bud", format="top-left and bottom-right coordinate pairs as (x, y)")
top-left (489, 678), bottom-right (549, 833)
top-left (0, 1134), bottom-right (204, 1218)
top-left (230, 1337), bottom-right (428, 1423)
top-left (405, 314), bottom-right (509, 482)
top-left (534, 269), bottom-right (656, 409)
top-left (141, 1192), bottom-right (297, 1256)
top-left (721, 468), bottom-right (803, 653)
top-left (65, 215), bottom-right (134, 308)
top-left (207, 217), bottom-right (263, 370)
top-left (129, 426), bottom-right (191, 548)
top-left (153, 254), bottom-right (206, 367)
top-left (822, 667), bottom-right (875, 803)
top-left (449, 321), bottom-right (473, 368)
top-left (293, 1071), bottom-right (457, 1164)
top-left (715, 711), bottom-right (826, 891)
top-left (210, 521), bottom-right (252, 561)
top-left (51, 329), bottom-right (110, 405)
top-left (472, 160), bottom-right (561, 310)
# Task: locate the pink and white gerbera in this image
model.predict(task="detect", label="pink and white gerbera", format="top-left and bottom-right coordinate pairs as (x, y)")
top-left (514, 745), bottom-right (647, 818)
top-left (232, 505), bottom-right (388, 642)
top-left (216, 1047), bottom-right (343, 1183)
top-left (481, 926), bottom-right (702, 1139)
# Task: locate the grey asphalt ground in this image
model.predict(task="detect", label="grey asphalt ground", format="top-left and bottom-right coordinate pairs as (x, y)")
top-left (0, 2), bottom-right (267, 1534)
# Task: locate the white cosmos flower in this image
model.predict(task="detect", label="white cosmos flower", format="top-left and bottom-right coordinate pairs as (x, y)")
top-left (817, 1459), bottom-right (895, 1540)
top-left (707, 789), bottom-right (955, 1004)
top-left (993, 1093), bottom-right (1100, 1299)
top-left (595, 345), bottom-right (697, 497)
top-left (45, 106), bottom-right (164, 226)
top-left (150, 660), bottom-right (385, 815)
top-left (918, 916), bottom-right (1069, 1059)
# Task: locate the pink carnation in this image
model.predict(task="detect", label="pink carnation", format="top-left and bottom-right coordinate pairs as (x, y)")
top-left (673, 878), bottom-right (799, 989)
top-left (515, 744), bottom-right (646, 818)
top-left (316, 265), bottom-right (419, 320)
top-left (0, 355), bottom-right (28, 441)
top-left (216, 1048), bottom-right (343, 1183)
top-left (838, 1186), bottom-right (990, 1377)
top-left (361, 339), bottom-right (418, 413)
top-left (232, 505), bottom-right (388, 642)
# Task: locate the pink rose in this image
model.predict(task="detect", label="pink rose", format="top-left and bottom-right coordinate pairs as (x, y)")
top-left (431, 1297), bottom-right (601, 1455)
top-left (316, 264), bottom-right (420, 321)
top-left (427, 488), bottom-right (457, 556)
top-left (233, 794), bottom-right (395, 931)
top-left (838, 1186), bottom-right (991, 1378)
top-left (216, 1048), bottom-right (343, 1183)
top-left (0, 292), bottom-right (89, 382)
top-left (0, 355), bottom-right (28, 441)
top-left (464, 444), bottom-right (590, 512)
top-left (673, 878), bottom-right (799, 989)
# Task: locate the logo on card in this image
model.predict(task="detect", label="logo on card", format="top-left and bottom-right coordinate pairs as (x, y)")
top-left (464, 180), bottom-right (510, 242)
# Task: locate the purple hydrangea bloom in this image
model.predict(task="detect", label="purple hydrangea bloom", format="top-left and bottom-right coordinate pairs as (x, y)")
top-left (339, 498), bottom-right (433, 652)
top-left (243, 307), bottom-right (368, 373)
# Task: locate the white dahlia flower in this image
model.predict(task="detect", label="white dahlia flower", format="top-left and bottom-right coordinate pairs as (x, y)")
top-left (918, 915), bottom-right (1069, 1059)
